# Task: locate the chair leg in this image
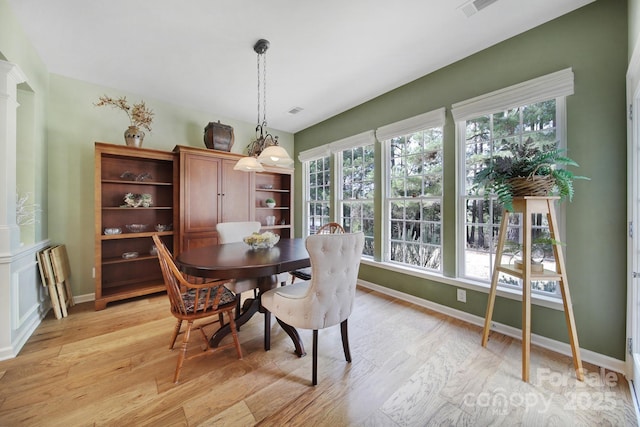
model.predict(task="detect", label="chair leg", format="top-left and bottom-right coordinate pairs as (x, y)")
top-left (227, 309), bottom-right (243, 359)
top-left (174, 321), bottom-right (193, 383)
top-left (312, 329), bottom-right (318, 386)
top-left (235, 294), bottom-right (242, 330)
top-left (264, 309), bottom-right (271, 351)
top-left (169, 319), bottom-right (182, 349)
top-left (341, 319), bottom-right (351, 362)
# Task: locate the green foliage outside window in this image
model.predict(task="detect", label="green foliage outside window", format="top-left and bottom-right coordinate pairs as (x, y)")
top-left (387, 128), bottom-right (443, 271)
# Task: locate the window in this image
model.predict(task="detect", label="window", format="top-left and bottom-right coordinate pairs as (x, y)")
top-left (337, 143), bottom-right (375, 256)
top-left (453, 68), bottom-right (574, 296)
top-left (462, 101), bottom-right (560, 291)
top-left (300, 131), bottom-right (376, 253)
top-left (304, 156), bottom-right (331, 236)
top-left (378, 108), bottom-right (445, 272)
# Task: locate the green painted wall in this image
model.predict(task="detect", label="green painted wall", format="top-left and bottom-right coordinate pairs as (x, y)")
top-left (1, 0), bottom-right (632, 360)
top-left (2, 0), bottom-right (294, 300)
top-left (47, 75), bottom-right (294, 299)
top-left (294, 0), bottom-right (628, 360)
top-left (630, 0), bottom-right (640, 58)
top-left (0, 0), bottom-right (49, 247)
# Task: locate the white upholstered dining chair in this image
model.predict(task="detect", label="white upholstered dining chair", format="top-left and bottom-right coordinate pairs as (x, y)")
top-left (216, 221), bottom-right (261, 317)
top-left (261, 232), bottom-right (365, 385)
top-left (289, 221), bottom-right (345, 284)
top-left (216, 222), bottom-right (289, 315)
top-left (216, 221), bottom-right (262, 246)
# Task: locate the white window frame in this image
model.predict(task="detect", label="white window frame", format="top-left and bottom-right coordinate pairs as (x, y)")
top-left (299, 145), bottom-right (331, 237)
top-left (299, 131), bottom-right (376, 239)
top-left (378, 108), bottom-right (446, 272)
top-left (453, 68), bottom-right (574, 297)
top-left (333, 131), bottom-right (376, 257)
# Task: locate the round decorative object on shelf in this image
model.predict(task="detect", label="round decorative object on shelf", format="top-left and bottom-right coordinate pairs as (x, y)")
top-left (126, 223), bottom-right (149, 233)
top-left (124, 126), bottom-right (145, 147)
top-left (204, 120), bottom-right (234, 152)
top-left (122, 251), bottom-right (139, 259)
top-left (123, 193), bottom-right (153, 208)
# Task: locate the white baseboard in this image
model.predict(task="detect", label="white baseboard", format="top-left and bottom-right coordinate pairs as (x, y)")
top-left (0, 309), bottom-right (44, 361)
top-left (73, 292), bottom-right (95, 304)
top-left (357, 279), bottom-right (626, 375)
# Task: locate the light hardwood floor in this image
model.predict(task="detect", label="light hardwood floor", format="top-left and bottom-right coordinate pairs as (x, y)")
top-left (0, 287), bottom-right (637, 426)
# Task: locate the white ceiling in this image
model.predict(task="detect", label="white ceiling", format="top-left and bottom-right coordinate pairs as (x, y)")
top-left (7, 0), bottom-right (594, 134)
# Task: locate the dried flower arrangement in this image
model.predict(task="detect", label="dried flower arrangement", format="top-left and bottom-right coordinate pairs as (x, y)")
top-left (94, 95), bottom-right (154, 132)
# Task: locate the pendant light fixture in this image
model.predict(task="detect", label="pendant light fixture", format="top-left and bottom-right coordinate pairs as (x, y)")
top-left (234, 39), bottom-right (293, 172)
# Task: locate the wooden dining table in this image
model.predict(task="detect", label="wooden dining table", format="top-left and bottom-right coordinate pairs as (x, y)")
top-left (175, 238), bottom-right (310, 357)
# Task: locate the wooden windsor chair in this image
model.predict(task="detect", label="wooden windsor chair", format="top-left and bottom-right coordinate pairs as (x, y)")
top-left (152, 234), bottom-right (242, 383)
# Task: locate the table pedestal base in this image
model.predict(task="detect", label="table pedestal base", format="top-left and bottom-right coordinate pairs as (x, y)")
top-left (209, 275), bottom-right (306, 357)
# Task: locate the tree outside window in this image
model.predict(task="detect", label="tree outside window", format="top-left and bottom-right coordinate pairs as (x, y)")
top-left (463, 100), bottom-right (560, 295)
top-left (338, 144), bottom-right (375, 256)
top-left (385, 128), bottom-right (443, 272)
top-left (305, 156), bottom-right (331, 235)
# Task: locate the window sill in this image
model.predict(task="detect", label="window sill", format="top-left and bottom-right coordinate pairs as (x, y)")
top-left (359, 258), bottom-right (564, 311)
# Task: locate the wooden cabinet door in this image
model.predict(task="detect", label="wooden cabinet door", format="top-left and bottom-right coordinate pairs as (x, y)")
top-left (175, 146), bottom-right (256, 254)
top-left (183, 153), bottom-right (220, 233)
top-left (182, 232), bottom-right (218, 251)
top-left (220, 159), bottom-right (252, 222)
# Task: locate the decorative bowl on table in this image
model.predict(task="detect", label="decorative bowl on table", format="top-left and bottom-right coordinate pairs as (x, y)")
top-left (126, 224), bottom-right (149, 233)
top-left (243, 231), bottom-right (280, 249)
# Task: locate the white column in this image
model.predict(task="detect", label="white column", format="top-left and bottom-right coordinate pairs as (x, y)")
top-left (0, 60), bottom-right (26, 254)
top-left (0, 60), bottom-right (27, 359)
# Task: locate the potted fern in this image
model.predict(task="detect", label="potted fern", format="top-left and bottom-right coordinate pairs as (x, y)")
top-left (472, 138), bottom-right (588, 211)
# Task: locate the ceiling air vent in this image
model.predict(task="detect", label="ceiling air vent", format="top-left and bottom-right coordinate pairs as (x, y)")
top-left (288, 106), bottom-right (304, 115)
top-left (460, 0), bottom-right (499, 17)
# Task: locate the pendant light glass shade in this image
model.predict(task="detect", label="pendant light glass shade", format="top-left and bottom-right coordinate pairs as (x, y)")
top-left (257, 145), bottom-right (294, 167)
top-left (233, 156), bottom-right (265, 172)
top-left (234, 38), bottom-right (294, 172)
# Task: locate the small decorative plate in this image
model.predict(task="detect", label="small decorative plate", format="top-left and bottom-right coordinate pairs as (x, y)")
top-left (126, 224), bottom-right (148, 233)
top-left (122, 251), bottom-right (139, 259)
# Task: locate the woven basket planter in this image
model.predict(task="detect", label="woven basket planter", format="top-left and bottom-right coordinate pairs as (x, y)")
top-left (508, 175), bottom-right (554, 197)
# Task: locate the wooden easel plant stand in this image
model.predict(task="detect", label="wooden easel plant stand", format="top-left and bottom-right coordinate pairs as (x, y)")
top-left (481, 196), bottom-right (584, 383)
